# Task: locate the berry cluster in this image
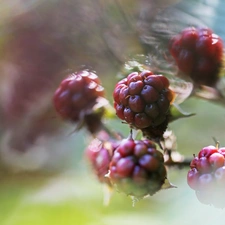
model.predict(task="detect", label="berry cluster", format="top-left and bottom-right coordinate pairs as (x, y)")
top-left (169, 27), bottom-right (223, 86)
top-left (108, 137), bottom-right (166, 198)
top-left (53, 70), bottom-right (105, 132)
top-left (51, 25), bottom-right (225, 206)
top-left (113, 70), bottom-right (174, 140)
top-left (187, 145), bottom-right (225, 208)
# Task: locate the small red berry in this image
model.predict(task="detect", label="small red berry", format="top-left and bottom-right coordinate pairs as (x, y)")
top-left (187, 168), bottom-right (200, 190)
top-left (195, 157), bottom-right (211, 173)
top-left (53, 70), bottom-right (105, 133)
top-left (187, 144), bottom-right (225, 208)
top-left (85, 139), bottom-right (119, 185)
top-left (113, 70), bottom-right (174, 140)
top-left (209, 153), bottom-right (225, 170)
top-left (169, 27), bottom-right (223, 86)
top-left (198, 145), bottom-right (218, 158)
top-left (116, 157), bottom-right (136, 177)
top-left (109, 137), bottom-right (166, 198)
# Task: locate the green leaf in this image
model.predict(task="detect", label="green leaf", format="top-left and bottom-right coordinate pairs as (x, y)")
top-left (169, 103), bottom-right (195, 122)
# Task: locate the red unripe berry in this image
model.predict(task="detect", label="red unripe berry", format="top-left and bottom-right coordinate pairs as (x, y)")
top-left (116, 157), bottom-right (135, 177)
top-left (139, 154), bottom-right (160, 171)
top-left (117, 139), bottom-right (135, 157)
top-left (181, 27), bottom-right (198, 49)
top-left (53, 70), bottom-right (104, 123)
top-left (187, 144), bottom-right (225, 207)
top-left (198, 145), bottom-right (218, 158)
top-left (85, 139), bottom-right (118, 185)
top-left (195, 157), bottom-right (211, 173)
top-left (169, 27), bottom-right (223, 86)
top-left (187, 168), bottom-right (200, 190)
top-left (218, 147), bottom-right (225, 157)
top-left (177, 50), bottom-right (194, 74)
top-left (109, 138), bottom-right (166, 197)
top-left (209, 153), bottom-right (225, 170)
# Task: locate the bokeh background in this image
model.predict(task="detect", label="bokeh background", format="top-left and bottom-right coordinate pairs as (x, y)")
top-left (1, 0), bottom-right (225, 224)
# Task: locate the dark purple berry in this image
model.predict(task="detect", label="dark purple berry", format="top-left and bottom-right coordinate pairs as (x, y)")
top-left (113, 70), bottom-right (174, 139)
top-left (109, 137), bottom-right (166, 198)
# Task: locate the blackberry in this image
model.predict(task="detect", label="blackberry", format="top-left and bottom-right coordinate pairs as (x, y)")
top-left (169, 27), bottom-right (223, 86)
top-left (108, 137), bottom-right (167, 198)
top-left (85, 138), bottom-right (119, 186)
top-left (187, 145), bottom-right (225, 208)
top-left (53, 70), bottom-right (105, 132)
top-left (113, 70), bottom-right (174, 140)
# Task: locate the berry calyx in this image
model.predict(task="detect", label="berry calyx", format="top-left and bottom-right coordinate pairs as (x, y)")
top-left (108, 137), bottom-right (167, 198)
top-left (169, 27), bottom-right (223, 86)
top-left (113, 70), bottom-right (174, 140)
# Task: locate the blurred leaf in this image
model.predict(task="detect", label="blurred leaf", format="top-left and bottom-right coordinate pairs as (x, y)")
top-left (169, 103), bottom-right (195, 122)
top-left (194, 85), bottom-right (222, 100)
top-left (161, 178), bottom-right (177, 190)
top-left (216, 76), bottom-right (225, 99)
top-left (170, 78), bottom-right (193, 105)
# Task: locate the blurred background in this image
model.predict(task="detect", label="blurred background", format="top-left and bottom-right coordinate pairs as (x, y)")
top-left (0, 0), bottom-right (225, 224)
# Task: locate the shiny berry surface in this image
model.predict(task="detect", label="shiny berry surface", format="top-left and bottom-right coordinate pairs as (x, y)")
top-left (53, 70), bottom-right (104, 122)
top-left (169, 27), bottom-right (223, 86)
top-left (109, 138), bottom-right (166, 197)
top-left (113, 70), bottom-right (174, 139)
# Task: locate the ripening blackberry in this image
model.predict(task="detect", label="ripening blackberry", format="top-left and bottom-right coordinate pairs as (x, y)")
top-left (169, 27), bottom-right (224, 86)
top-left (187, 145), bottom-right (225, 208)
top-left (113, 70), bottom-right (174, 140)
top-left (53, 70), bottom-right (105, 133)
top-left (85, 138), bottom-right (119, 186)
top-left (108, 137), bottom-right (167, 198)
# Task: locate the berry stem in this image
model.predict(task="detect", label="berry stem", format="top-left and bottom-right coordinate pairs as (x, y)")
top-left (164, 158), bottom-right (192, 168)
top-left (212, 137), bottom-right (220, 149)
top-left (164, 150), bottom-right (192, 168)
